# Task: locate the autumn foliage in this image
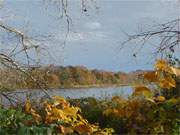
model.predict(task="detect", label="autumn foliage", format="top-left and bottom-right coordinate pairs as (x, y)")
top-left (100, 59), bottom-right (180, 134)
top-left (0, 65), bottom-right (142, 90)
top-left (0, 60), bottom-right (179, 134)
top-left (21, 96), bottom-right (114, 134)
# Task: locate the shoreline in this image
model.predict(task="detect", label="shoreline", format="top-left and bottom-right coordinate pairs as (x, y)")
top-left (3, 83), bottom-right (145, 92)
top-left (17, 84), bottom-right (132, 91)
top-left (58, 84), bottom-right (131, 89)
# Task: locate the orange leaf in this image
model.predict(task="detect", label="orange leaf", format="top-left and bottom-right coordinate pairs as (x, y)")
top-left (144, 71), bottom-right (158, 82)
top-left (74, 124), bottom-right (92, 134)
top-left (58, 125), bottom-right (73, 134)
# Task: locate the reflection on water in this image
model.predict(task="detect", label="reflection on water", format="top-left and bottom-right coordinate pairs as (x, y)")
top-left (50, 86), bottom-right (132, 99)
top-left (1, 86), bottom-right (133, 105)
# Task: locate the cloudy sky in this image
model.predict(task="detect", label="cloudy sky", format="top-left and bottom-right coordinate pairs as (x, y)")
top-left (0, 0), bottom-right (179, 72)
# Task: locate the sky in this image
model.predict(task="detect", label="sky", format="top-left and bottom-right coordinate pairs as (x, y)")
top-left (0, 0), bottom-right (179, 72)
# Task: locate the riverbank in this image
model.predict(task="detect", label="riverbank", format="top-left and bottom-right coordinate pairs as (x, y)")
top-left (55, 83), bottom-right (132, 89)
top-left (0, 82), bottom-right (145, 92)
top-left (0, 65), bottom-right (146, 91)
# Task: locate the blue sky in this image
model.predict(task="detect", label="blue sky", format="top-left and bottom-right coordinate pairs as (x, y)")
top-left (0, 0), bottom-right (179, 72)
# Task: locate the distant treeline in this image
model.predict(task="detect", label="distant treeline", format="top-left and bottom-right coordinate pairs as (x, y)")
top-left (0, 65), bottom-right (145, 89)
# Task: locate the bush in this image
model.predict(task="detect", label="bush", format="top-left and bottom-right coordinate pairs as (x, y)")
top-left (0, 96), bottom-right (114, 135)
top-left (70, 96), bottom-right (180, 134)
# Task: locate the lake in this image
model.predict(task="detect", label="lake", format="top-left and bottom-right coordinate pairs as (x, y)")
top-left (1, 86), bottom-right (133, 105)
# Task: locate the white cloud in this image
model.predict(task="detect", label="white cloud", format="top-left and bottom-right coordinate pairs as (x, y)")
top-left (55, 31), bottom-right (108, 42)
top-left (85, 22), bottom-right (101, 30)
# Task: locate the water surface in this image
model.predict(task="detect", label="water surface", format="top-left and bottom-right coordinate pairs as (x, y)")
top-left (1, 86), bottom-right (133, 105)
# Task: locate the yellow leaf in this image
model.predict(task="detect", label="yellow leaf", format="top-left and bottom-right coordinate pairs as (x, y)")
top-left (155, 96), bottom-right (166, 102)
top-left (51, 107), bottom-right (64, 118)
top-left (155, 59), bottom-right (169, 71)
top-left (63, 107), bottom-right (80, 117)
top-left (170, 67), bottom-right (180, 76)
top-left (132, 86), bottom-right (152, 97)
top-left (53, 96), bottom-right (69, 108)
top-left (25, 99), bottom-right (42, 124)
top-left (77, 114), bottom-right (88, 124)
top-left (159, 76), bottom-right (176, 89)
top-left (146, 98), bottom-right (156, 103)
top-left (31, 111), bottom-right (42, 124)
top-left (25, 99), bottom-right (31, 113)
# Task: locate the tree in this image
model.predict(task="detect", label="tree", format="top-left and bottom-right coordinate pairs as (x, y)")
top-left (122, 18), bottom-right (180, 64)
top-left (0, 0), bottom-right (97, 104)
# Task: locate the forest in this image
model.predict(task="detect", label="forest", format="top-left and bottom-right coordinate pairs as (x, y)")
top-left (0, 65), bottom-right (144, 89)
